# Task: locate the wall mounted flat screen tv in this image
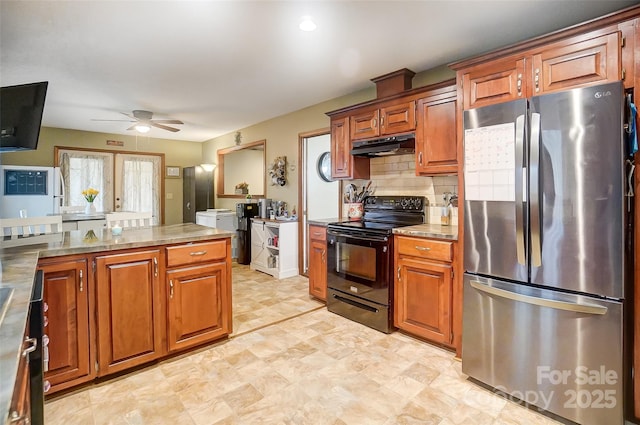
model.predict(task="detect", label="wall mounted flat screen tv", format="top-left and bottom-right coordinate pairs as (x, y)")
top-left (0, 81), bottom-right (48, 152)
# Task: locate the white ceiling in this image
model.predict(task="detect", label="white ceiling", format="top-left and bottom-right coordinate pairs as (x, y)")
top-left (1, 1), bottom-right (636, 142)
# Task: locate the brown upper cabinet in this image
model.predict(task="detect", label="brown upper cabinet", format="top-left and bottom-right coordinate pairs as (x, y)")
top-left (330, 116), bottom-right (370, 180)
top-left (350, 101), bottom-right (416, 141)
top-left (458, 26), bottom-right (624, 109)
top-left (415, 85), bottom-right (457, 175)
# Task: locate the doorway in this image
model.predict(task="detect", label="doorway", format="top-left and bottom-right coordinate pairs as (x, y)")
top-left (298, 130), bottom-right (340, 275)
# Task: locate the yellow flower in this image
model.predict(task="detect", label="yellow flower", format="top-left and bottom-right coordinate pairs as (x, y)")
top-left (82, 188), bottom-right (99, 202)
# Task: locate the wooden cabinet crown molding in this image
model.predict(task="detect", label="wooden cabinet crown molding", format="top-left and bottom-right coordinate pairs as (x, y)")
top-left (326, 79), bottom-right (456, 118)
top-left (449, 4), bottom-right (639, 71)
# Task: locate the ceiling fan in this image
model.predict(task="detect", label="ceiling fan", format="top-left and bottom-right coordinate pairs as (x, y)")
top-left (92, 110), bottom-right (184, 133)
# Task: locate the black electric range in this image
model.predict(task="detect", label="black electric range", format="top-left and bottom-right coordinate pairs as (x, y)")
top-left (326, 195), bottom-right (427, 333)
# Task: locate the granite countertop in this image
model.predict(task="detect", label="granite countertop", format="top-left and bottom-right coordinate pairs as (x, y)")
top-left (0, 223), bottom-right (234, 422)
top-left (307, 218), bottom-right (341, 227)
top-left (393, 223), bottom-right (458, 240)
top-left (251, 217), bottom-right (298, 224)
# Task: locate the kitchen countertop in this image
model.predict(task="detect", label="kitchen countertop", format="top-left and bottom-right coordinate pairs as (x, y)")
top-left (393, 224), bottom-right (458, 240)
top-left (0, 223), bottom-right (234, 423)
top-left (251, 217), bottom-right (298, 224)
top-left (307, 218), bottom-right (341, 227)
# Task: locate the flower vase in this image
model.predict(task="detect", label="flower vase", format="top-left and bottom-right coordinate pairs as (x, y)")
top-left (85, 202), bottom-right (96, 215)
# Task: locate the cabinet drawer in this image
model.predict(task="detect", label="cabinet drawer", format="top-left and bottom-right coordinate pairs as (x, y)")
top-left (309, 225), bottom-right (326, 242)
top-left (167, 240), bottom-right (226, 267)
top-left (397, 237), bottom-right (452, 262)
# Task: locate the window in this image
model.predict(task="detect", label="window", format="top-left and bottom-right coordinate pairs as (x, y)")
top-left (56, 147), bottom-right (163, 224)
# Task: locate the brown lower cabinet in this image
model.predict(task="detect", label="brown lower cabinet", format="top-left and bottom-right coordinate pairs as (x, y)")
top-left (38, 257), bottom-right (93, 394)
top-left (166, 239), bottom-right (231, 352)
top-left (95, 249), bottom-right (164, 377)
top-left (37, 237), bottom-right (232, 394)
top-left (394, 235), bottom-right (456, 348)
top-left (308, 225), bottom-right (327, 301)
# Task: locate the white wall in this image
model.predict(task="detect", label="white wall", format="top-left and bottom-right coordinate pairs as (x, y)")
top-left (306, 134), bottom-right (339, 220)
top-left (223, 148), bottom-right (263, 195)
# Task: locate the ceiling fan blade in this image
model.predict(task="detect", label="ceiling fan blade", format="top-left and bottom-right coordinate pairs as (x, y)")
top-left (121, 112), bottom-right (135, 119)
top-left (151, 119), bottom-right (184, 125)
top-left (126, 124), bottom-right (139, 131)
top-left (151, 122), bottom-right (180, 132)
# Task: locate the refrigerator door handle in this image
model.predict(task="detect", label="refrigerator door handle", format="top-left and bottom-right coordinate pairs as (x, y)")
top-left (529, 112), bottom-right (542, 267)
top-left (469, 280), bottom-right (608, 315)
top-left (514, 114), bottom-right (526, 265)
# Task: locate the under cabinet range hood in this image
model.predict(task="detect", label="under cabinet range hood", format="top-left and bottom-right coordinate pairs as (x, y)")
top-left (350, 134), bottom-right (415, 157)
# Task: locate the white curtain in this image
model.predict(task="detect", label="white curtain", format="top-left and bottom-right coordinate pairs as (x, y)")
top-left (120, 154), bottom-right (161, 224)
top-left (58, 150), bottom-right (114, 211)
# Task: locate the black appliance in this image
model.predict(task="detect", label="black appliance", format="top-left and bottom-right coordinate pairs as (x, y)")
top-left (236, 203), bottom-right (259, 265)
top-left (349, 134), bottom-right (415, 157)
top-left (1, 81), bottom-right (48, 152)
top-left (327, 195), bottom-right (426, 333)
top-left (182, 166), bottom-right (214, 223)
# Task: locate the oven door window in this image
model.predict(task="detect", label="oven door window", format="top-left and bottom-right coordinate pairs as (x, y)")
top-left (327, 232), bottom-right (389, 304)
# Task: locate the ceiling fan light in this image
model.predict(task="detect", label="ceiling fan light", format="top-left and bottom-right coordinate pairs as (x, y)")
top-left (135, 124), bottom-right (151, 133)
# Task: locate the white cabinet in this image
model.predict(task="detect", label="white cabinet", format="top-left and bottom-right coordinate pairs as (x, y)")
top-left (250, 219), bottom-right (298, 279)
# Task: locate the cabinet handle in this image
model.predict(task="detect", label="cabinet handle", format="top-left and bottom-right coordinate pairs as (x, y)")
top-left (169, 280), bottom-right (174, 298)
top-left (397, 266), bottom-right (401, 281)
top-left (380, 116), bottom-right (384, 127)
top-left (534, 68), bottom-right (540, 92)
top-left (517, 73), bottom-right (522, 96)
top-left (418, 152), bottom-right (423, 166)
top-left (415, 246), bottom-right (431, 251)
top-left (322, 250), bottom-right (325, 264)
top-left (312, 232), bottom-right (322, 237)
top-left (22, 337), bottom-right (37, 357)
top-left (154, 257), bottom-right (158, 277)
top-left (189, 250), bottom-right (207, 256)
top-left (371, 118), bottom-right (377, 129)
top-left (79, 269), bottom-right (84, 292)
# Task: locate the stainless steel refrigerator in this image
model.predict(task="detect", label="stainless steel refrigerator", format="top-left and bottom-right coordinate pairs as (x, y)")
top-left (462, 82), bottom-right (629, 425)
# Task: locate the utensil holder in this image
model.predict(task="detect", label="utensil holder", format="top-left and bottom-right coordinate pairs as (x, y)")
top-left (347, 203), bottom-right (363, 220)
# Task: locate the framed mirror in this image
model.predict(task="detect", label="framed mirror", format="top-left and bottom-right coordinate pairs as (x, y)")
top-left (216, 139), bottom-right (266, 198)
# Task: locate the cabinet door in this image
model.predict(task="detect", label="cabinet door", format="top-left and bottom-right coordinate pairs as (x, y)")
top-left (308, 239), bottom-right (327, 301)
top-left (416, 97), bottom-right (457, 175)
top-left (39, 259), bottom-right (92, 393)
top-left (331, 117), bottom-right (351, 178)
top-left (350, 109), bottom-right (379, 140)
top-left (95, 249), bottom-right (163, 376)
top-left (380, 101), bottom-right (416, 135)
top-left (395, 256), bottom-right (452, 345)
top-left (461, 56), bottom-right (527, 109)
top-left (167, 263), bottom-right (230, 352)
top-left (330, 116), bottom-right (370, 180)
top-left (250, 221), bottom-right (267, 268)
top-left (532, 31), bottom-right (621, 95)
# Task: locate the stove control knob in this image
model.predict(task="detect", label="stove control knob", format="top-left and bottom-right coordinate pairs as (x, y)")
top-left (415, 198), bottom-right (422, 209)
top-left (401, 198), bottom-right (409, 208)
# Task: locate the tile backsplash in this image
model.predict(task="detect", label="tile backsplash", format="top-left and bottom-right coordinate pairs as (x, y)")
top-left (349, 154), bottom-right (458, 224)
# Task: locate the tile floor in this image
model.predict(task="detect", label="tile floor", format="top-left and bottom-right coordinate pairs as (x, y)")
top-left (44, 265), bottom-right (563, 425)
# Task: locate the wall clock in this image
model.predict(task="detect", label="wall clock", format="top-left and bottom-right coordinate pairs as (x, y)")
top-left (316, 151), bottom-right (332, 182)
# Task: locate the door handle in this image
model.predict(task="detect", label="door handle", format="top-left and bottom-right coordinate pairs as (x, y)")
top-left (529, 112), bottom-right (542, 267)
top-left (22, 337), bottom-right (37, 357)
top-left (470, 280), bottom-right (607, 315)
top-left (515, 114), bottom-right (526, 266)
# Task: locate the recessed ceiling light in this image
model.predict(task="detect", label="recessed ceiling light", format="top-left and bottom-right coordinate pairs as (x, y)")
top-left (299, 16), bottom-right (316, 32)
